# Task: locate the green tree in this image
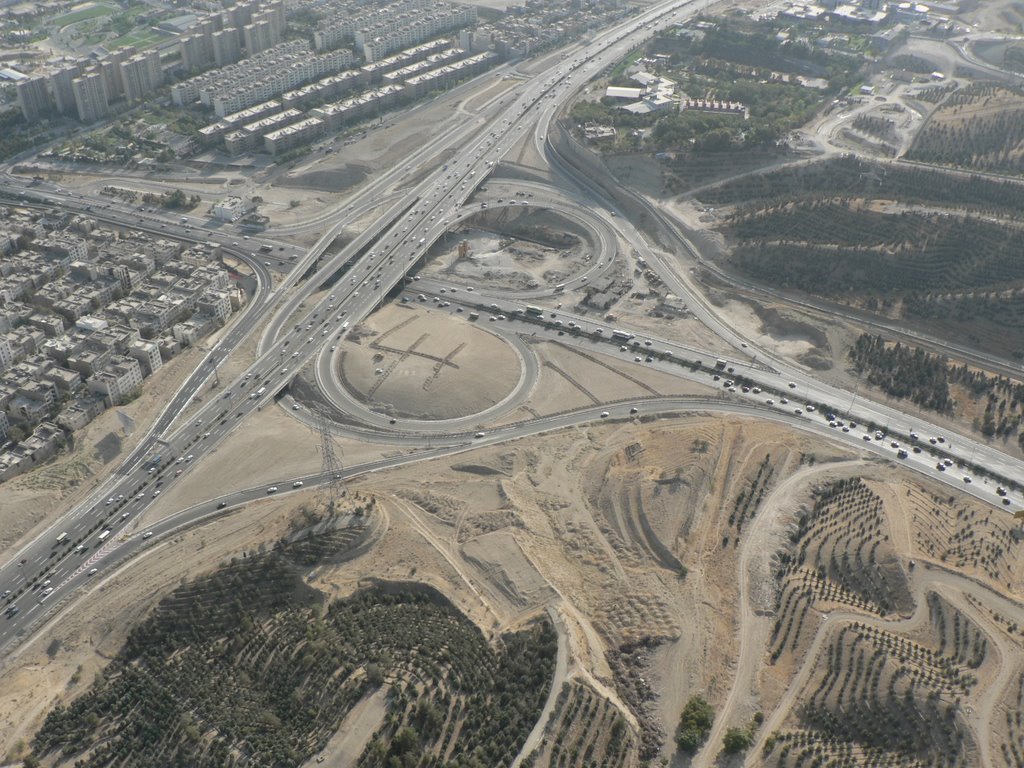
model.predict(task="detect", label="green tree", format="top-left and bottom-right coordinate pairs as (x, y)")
top-left (723, 726), bottom-right (753, 754)
top-left (676, 695), bottom-right (715, 752)
top-left (164, 189), bottom-right (188, 209)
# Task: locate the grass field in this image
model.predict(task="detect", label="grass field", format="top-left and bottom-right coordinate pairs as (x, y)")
top-left (108, 29), bottom-right (166, 49)
top-left (52, 3), bottom-right (117, 28)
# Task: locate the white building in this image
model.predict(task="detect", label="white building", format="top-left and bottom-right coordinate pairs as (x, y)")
top-left (128, 339), bottom-right (163, 377)
top-left (0, 337), bottom-right (13, 371)
top-left (88, 356), bottom-right (144, 406)
top-left (212, 196), bottom-right (245, 221)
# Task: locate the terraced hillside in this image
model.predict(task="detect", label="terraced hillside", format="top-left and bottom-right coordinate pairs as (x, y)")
top-left (29, 537), bottom-right (557, 768)
top-left (907, 483), bottom-right (1024, 590)
top-left (770, 478), bottom-right (913, 663)
top-left (766, 597), bottom-right (987, 768)
top-left (692, 156), bottom-right (1024, 354)
top-left (529, 681), bottom-right (637, 768)
top-left (695, 155), bottom-right (1024, 211)
top-left (906, 83), bottom-right (1024, 175)
top-left (724, 203), bottom-right (1024, 297)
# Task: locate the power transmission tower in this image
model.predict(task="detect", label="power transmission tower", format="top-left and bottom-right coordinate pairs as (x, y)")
top-left (315, 412), bottom-right (346, 514)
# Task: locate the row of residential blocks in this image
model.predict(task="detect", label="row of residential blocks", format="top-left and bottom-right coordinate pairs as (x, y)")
top-left (312, 0), bottom-right (477, 61)
top-left (171, 1), bottom-right (476, 117)
top-left (15, 0), bottom-right (287, 124)
top-left (178, 0), bottom-right (287, 73)
top-left (196, 35), bottom-right (452, 143)
top-left (197, 49), bottom-right (499, 155)
top-left (171, 40), bottom-right (358, 117)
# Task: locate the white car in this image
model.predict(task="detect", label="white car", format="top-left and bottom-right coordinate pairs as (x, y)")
top-left (267, 486), bottom-right (278, 494)
top-left (142, 531), bottom-right (154, 539)
top-left (292, 481), bottom-right (304, 488)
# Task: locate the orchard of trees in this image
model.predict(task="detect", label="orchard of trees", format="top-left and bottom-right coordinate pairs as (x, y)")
top-left (31, 541), bottom-right (558, 768)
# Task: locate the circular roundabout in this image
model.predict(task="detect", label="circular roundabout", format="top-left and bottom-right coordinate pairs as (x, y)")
top-left (335, 303), bottom-right (525, 421)
top-left (297, 188), bottom-right (618, 432)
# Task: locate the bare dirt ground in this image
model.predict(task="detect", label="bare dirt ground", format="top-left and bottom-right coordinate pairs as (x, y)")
top-left (140, 402), bottom-right (400, 525)
top-left (337, 303), bottom-right (522, 420)
top-left (302, 685), bottom-right (390, 768)
top-left (422, 226), bottom-right (589, 291)
top-left (489, 338), bottom-right (716, 425)
top-left (710, 296), bottom-right (840, 372)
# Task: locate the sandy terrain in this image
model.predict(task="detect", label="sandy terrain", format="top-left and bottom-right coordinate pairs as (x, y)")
top-left (338, 303), bottom-right (522, 420)
top-left (422, 225), bottom-right (590, 291)
top-left (489, 338), bottom-right (717, 425)
top-left (302, 686), bottom-right (390, 768)
top-left (139, 401), bottom-right (400, 525)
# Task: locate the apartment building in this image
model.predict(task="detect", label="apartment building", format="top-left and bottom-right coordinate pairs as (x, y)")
top-left (88, 355), bottom-right (144, 406)
top-left (263, 116), bottom-right (325, 154)
top-left (71, 72), bottom-right (109, 123)
top-left (16, 77), bottom-right (52, 122)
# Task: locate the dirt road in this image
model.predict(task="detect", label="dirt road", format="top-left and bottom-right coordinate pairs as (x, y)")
top-left (512, 606), bottom-right (570, 767)
top-left (691, 461), bottom-right (867, 768)
top-left (745, 564), bottom-right (1024, 768)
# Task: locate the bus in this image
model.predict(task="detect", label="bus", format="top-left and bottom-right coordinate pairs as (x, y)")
top-left (611, 330), bottom-right (634, 342)
top-left (55, 531), bottom-right (68, 546)
top-left (98, 530), bottom-right (111, 542)
top-left (525, 305), bottom-right (544, 317)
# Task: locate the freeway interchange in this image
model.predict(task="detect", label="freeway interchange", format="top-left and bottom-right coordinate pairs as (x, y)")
top-left (1, 0), bottom-right (1023, 659)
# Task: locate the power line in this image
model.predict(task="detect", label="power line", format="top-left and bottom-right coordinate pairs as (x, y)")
top-left (314, 411), bottom-right (346, 514)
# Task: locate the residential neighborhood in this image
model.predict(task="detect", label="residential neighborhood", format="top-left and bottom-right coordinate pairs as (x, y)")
top-left (0, 206), bottom-right (243, 480)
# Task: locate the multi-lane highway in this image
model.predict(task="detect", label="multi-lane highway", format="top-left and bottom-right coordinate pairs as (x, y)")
top-left (0, 0), bottom-right (713, 651)
top-left (2, 0), bottom-right (1023, 657)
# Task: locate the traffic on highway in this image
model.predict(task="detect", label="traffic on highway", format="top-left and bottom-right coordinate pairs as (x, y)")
top-left (2, 0), bottom-right (1022, 661)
